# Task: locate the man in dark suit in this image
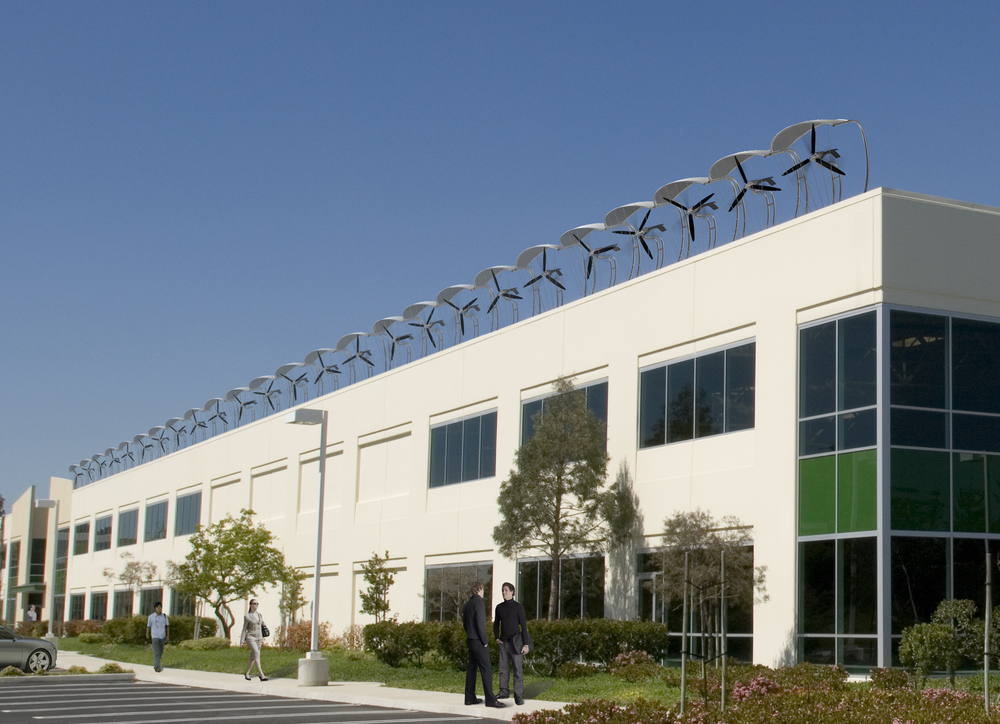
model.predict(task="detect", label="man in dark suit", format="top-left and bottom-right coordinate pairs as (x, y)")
top-left (462, 581), bottom-right (504, 708)
top-left (493, 581), bottom-right (532, 705)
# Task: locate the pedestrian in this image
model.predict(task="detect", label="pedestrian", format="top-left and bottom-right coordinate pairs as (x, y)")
top-left (239, 598), bottom-right (268, 681)
top-left (462, 581), bottom-right (504, 708)
top-left (494, 582), bottom-right (532, 705)
top-left (26, 605), bottom-right (37, 622)
top-left (146, 601), bottom-right (169, 672)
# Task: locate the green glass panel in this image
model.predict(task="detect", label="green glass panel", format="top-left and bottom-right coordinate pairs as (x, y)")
top-left (838, 450), bottom-right (878, 532)
top-left (890, 449), bottom-right (950, 531)
top-left (953, 453), bottom-right (987, 533)
top-left (799, 456), bottom-right (836, 536)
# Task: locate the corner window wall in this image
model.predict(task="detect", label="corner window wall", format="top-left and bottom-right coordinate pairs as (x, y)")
top-left (797, 309), bottom-right (878, 669)
top-left (639, 342), bottom-right (755, 449)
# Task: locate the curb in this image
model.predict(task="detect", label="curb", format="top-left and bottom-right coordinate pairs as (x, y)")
top-left (0, 673), bottom-right (136, 684)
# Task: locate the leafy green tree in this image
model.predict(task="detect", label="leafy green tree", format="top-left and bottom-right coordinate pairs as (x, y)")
top-left (359, 551), bottom-right (395, 623)
top-left (493, 376), bottom-right (639, 619)
top-left (899, 622), bottom-right (963, 689)
top-left (653, 509), bottom-right (767, 663)
top-left (170, 509), bottom-right (287, 639)
top-left (279, 565), bottom-right (308, 626)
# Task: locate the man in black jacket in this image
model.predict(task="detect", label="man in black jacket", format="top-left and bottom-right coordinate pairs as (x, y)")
top-left (493, 582), bottom-right (532, 705)
top-left (462, 581), bottom-right (504, 708)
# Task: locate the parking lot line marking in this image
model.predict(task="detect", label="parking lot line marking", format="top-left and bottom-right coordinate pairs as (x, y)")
top-left (100, 716), bottom-right (478, 724)
top-left (3, 694), bottom-right (251, 712)
top-left (34, 702), bottom-right (357, 719)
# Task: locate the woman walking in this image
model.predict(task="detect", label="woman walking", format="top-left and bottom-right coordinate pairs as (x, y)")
top-left (240, 599), bottom-right (268, 681)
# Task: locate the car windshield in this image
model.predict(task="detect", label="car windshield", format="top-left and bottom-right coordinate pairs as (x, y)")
top-left (0, 626), bottom-right (18, 640)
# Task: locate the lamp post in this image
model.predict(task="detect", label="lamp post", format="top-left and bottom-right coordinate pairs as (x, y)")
top-left (34, 499), bottom-right (59, 647)
top-left (285, 408), bottom-right (329, 686)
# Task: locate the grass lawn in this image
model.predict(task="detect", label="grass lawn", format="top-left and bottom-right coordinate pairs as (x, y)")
top-left (57, 639), bottom-right (682, 704)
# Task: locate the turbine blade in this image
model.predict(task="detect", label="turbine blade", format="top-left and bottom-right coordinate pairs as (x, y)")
top-left (734, 156), bottom-right (747, 184)
top-left (525, 274), bottom-right (543, 286)
top-left (665, 198), bottom-right (687, 211)
top-left (782, 159), bottom-right (810, 176)
top-left (640, 238), bottom-right (652, 260)
top-left (638, 209), bottom-right (650, 231)
top-left (728, 188), bottom-right (747, 212)
top-left (810, 124), bottom-right (816, 154)
top-left (548, 276), bottom-right (566, 291)
top-left (692, 193), bottom-right (715, 211)
top-left (487, 296), bottom-right (500, 314)
top-left (688, 213), bottom-right (696, 240)
top-left (816, 158), bottom-right (845, 176)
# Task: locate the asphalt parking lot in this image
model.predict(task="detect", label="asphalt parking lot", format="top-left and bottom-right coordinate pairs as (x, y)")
top-left (0, 678), bottom-right (486, 724)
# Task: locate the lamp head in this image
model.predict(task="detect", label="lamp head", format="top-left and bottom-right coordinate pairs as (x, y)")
top-left (285, 409), bottom-right (326, 426)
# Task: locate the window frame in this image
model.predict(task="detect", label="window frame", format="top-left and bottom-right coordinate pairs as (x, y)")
top-left (428, 409), bottom-right (498, 488)
top-left (174, 491), bottom-right (202, 537)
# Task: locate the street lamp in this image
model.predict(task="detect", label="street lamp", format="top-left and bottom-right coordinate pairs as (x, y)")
top-left (34, 499), bottom-right (59, 646)
top-left (285, 408), bottom-right (329, 686)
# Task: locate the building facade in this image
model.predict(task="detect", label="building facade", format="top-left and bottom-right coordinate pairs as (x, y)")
top-left (5, 187), bottom-right (1000, 670)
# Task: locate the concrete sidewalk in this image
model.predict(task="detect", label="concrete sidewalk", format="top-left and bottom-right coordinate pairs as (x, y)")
top-left (55, 650), bottom-right (568, 722)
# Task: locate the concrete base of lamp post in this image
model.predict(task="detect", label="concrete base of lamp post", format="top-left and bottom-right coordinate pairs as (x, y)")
top-left (297, 652), bottom-right (328, 686)
top-left (43, 635), bottom-right (59, 650)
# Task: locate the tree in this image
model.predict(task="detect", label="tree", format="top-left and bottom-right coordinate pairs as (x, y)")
top-left (279, 565), bottom-right (308, 626)
top-left (653, 509), bottom-right (768, 663)
top-left (171, 508), bottom-right (288, 639)
top-left (359, 551), bottom-right (395, 622)
top-left (493, 376), bottom-right (639, 619)
top-left (103, 552), bottom-right (157, 613)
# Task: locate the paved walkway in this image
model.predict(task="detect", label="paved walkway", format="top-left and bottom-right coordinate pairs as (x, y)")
top-left (55, 650), bottom-right (568, 722)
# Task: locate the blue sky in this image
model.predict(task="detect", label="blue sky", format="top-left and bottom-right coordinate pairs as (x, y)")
top-left (1, 1), bottom-right (998, 508)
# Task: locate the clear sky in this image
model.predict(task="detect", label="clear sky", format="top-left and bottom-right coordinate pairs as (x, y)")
top-left (1, 1), bottom-right (998, 509)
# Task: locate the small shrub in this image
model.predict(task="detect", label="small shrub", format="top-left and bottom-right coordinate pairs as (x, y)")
top-left (274, 620), bottom-right (333, 651)
top-left (14, 621), bottom-right (49, 637)
top-left (63, 619), bottom-right (104, 637)
top-left (101, 616), bottom-right (148, 645)
top-left (96, 662), bottom-right (133, 674)
top-left (339, 624), bottom-right (364, 651)
top-left (870, 666), bottom-right (910, 689)
top-left (79, 633), bottom-right (110, 645)
top-left (176, 636), bottom-right (231, 650)
top-left (364, 620), bottom-right (439, 667)
top-left (557, 661), bottom-right (598, 678)
top-left (772, 661), bottom-right (848, 690)
top-left (0, 666), bottom-right (25, 676)
top-left (67, 665), bottom-right (89, 675)
top-left (437, 619), bottom-right (499, 671)
top-left (900, 622), bottom-right (963, 685)
top-left (608, 649), bottom-right (660, 682)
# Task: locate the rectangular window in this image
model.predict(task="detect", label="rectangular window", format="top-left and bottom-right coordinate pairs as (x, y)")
top-left (641, 343), bottom-right (755, 449)
top-left (890, 311), bottom-right (948, 409)
top-left (118, 509), bottom-right (138, 547)
top-left (424, 561), bottom-right (492, 622)
top-left (890, 449), bottom-right (950, 531)
top-left (837, 450), bottom-right (877, 533)
top-left (799, 456), bottom-right (836, 536)
top-left (144, 501), bottom-right (168, 542)
top-left (952, 317), bottom-right (1000, 413)
top-left (170, 589), bottom-right (195, 616)
top-left (139, 587), bottom-right (163, 616)
top-left (94, 515), bottom-right (112, 552)
top-left (429, 411), bottom-right (498, 488)
top-left (29, 539), bottom-right (46, 583)
top-left (516, 554), bottom-right (605, 620)
top-left (6, 540), bottom-right (21, 622)
top-left (174, 492), bottom-right (202, 536)
top-left (73, 522), bottom-right (90, 555)
top-left (522, 382), bottom-right (609, 444)
top-left (113, 590), bottom-right (133, 618)
top-left (890, 536), bottom-right (946, 635)
top-left (90, 592), bottom-right (108, 621)
top-left (69, 594), bottom-right (86, 621)
top-left (952, 453), bottom-right (1000, 533)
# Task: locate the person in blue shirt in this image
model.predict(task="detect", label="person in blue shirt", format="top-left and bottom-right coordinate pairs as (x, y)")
top-left (146, 602), bottom-right (169, 672)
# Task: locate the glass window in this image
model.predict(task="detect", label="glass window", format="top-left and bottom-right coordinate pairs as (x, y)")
top-left (423, 561), bottom-right (492, 622)
top-left (891, 408), bottom-right (948, 449)
top-left (517, 559), bottom-right (540, 620)
top-left (799, 540), bottom-right (835, 633)
top-left (139, 587), bottom-right (163, 616)
top-left (170, 590), bottom-right (195, 616)
top-left (952, 453), bottom-right (1000, 533)
top-left (696, 352), bottom-right (725, 437)
top-left (800, 322), bottom-right (837, 418)
top-left (517, 555), bottom-right (604, 620)
top-left (954, 538), bottom-right (992, 611)
top-left (144, 501), bottom-right (168, 542)
top-left (890, 311), bottom-right (948, 409)
top-left (891, 536), bottom-right (946, 634)
top-left (952, 318), bottom-right (1000, 413)
top-left (73, 522), bottom-right (90, 555)
top-left (838, 450), bottom-right (877, 533)
top-left (800, 416), bottom-right (836, 456)
top-left (890, 449), bottom-right (950, 531)
top-left (522, 383), bottom-right (608, 444)
top-left (113, 590), bottom-right (133, 618)
top-left (839, 537), bottom-right (877, 635)
top-left (667, 359), bottom-right (695, 443)
top-left (90, 592), bottom-right (108, 621)
top-left (953, 413), bottom-right (1000, 454)
top-left (118, 509), bottom-right (138, 547)
top-left (174, 492), bottom-right (202, 536)
top-left (29, 539), bottom-right (46, 583)
top-left (726, 343), bottom-right (756, 432)
top-left (799, 456), bottom-right (836, 536)
top-left (94, 515), bottom-right (112, 552)
top-left (69, 594), bottom-right (85, 621)
top-left (54, 529), bottom-right (68, 598)
top-left (429, 411), bottom-right (498, 488)
top-left (640, 367), bottom-right (668, 448)
top-left (839, 312), bottom-right (877, 410)
top-left (839, 409), bottom-right (876, 451)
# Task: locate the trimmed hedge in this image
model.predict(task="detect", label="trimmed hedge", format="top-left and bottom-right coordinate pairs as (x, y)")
top-left (363, 620), bottom-right (440, 667)
top-left (176, 636), bottom-right (230, 650)
top-left (99, 615), bottom-right (216, 644)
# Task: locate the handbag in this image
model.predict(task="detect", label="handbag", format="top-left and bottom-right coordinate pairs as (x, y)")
top-left (261, 623), bottom-right (270, 638)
